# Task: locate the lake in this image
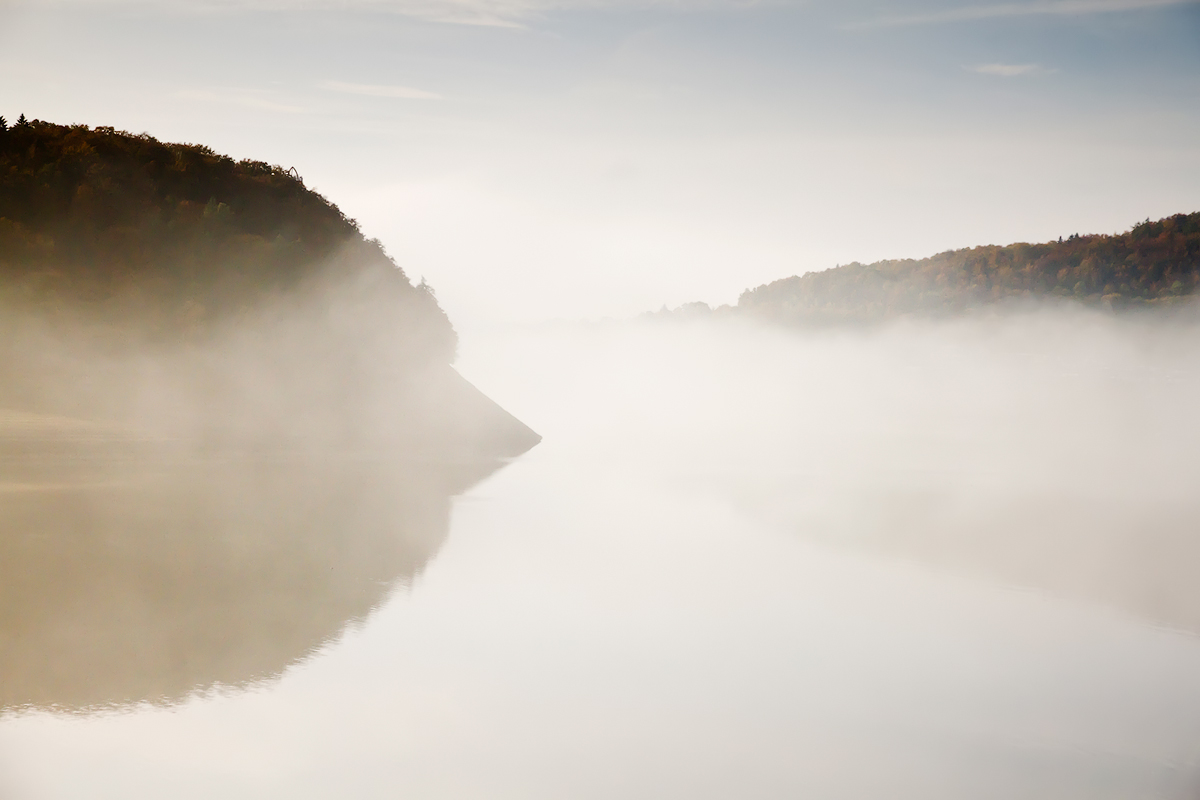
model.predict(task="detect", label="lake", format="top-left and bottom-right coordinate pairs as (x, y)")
top-left (3, 309), bottom-right (1200, 799)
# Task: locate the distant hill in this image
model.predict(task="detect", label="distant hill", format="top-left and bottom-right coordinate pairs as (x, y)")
top-left (0, 118), bottom-right (538, 456)
top-left (655, 213), bottom-right (1200, 324)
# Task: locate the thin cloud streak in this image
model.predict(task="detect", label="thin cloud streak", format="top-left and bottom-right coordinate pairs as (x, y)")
top-left (318, 80), bottom-right (442, 99)
top-left (39, 0), bottom-right (533, 26)
top-left (22, 0), bottom-right (780, 26)
top-left (175, 88), bottom-right (306, 113)
top-left (845, 0), bottom-right (1198, 28)
top-left (969, 62), bottom-right (1044, 76)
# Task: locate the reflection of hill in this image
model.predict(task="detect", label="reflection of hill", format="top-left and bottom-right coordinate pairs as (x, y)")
top-left (857, 492), bottom-right (1200, 636)
top-left (0, 445), bottom-right (503, 713)
top-left (755, 471), bottom-right (1200, 634)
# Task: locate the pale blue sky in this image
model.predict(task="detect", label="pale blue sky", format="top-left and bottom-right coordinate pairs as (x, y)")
top-left (2, 0), bottom-right (1198, 323)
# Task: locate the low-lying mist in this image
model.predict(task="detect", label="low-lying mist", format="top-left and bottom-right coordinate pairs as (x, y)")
top-left (465, 301), bottom-right (1200, 634)
top-left (0, 247), bottom-right (534, 459)
top-left (0, 246), bottom-right (538, 714)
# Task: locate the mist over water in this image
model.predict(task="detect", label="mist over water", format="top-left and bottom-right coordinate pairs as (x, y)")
top-left (490, 306), bottom-right (1200, 631)
top-left (4, 304), bottom-right (1199, 799)
top-left (579, 307), bottom-right (1200, 632)
top-left (2, 0), bottom-right (1199, 792)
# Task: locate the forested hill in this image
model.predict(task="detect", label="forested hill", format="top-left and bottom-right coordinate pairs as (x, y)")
top-left (0, 118), bottom-right (541, 455)
top-left (0, 117), bottom-right (454, 358)
top-left (732, 213), bottom-right (1200, 325)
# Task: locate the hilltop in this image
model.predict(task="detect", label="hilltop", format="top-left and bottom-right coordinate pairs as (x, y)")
top-left (0, 117), bottom-right (537, 455)
top-left (0, 117), bottom-right (454, 354)
top-left (655, 213), bottom-right (1200, 325)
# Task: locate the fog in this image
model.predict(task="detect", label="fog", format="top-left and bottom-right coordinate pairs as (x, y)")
top-left (460, 305), bottom-right (1200, 632)
top-left (0, 252), bottom-right (533, 717)
top-left (0, 244), bottom-right (533, 457)
top-left (3, 0), bottom-right (1200, 795)
top-left (6, 304), bottom-right (1200, 798)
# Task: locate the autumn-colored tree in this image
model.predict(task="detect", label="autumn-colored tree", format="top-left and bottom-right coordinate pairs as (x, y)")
top-left (737, 213), bottom-right (1200, 325)
top-left (0, 119), bottom-right (456, 360)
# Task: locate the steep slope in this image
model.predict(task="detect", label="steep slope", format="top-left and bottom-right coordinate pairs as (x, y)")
top-left (0, 119), bottom-right (539, 455)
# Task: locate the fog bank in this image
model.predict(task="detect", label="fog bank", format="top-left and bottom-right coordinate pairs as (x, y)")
top-left (462, 303), bottom-right (1200, 633)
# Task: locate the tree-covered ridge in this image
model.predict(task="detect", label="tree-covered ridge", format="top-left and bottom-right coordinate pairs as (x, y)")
top-left (738, 213), bottom-right (1200, 324)
top-left (0, 118), bottom-right (453, 357)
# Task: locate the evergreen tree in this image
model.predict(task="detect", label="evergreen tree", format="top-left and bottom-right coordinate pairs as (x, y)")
top-left (0, 116), bottom-right (7, 131)
top-left (15, 114), bottom-right (27, 128)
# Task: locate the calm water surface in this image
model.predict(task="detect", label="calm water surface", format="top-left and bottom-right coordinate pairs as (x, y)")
top-left (3, 312), bottom-right (1200, 799)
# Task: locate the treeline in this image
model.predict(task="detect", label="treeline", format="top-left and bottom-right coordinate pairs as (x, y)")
top-left (726, 213), bottom-right (1200, 325)
top-left (0, 118), bottom-right (454, 357)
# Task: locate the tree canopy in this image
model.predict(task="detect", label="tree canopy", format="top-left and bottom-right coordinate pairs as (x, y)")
top-left (735, 213), bottom-right (1200, 325)
top-left (0, 118), bottom-right (454, 358)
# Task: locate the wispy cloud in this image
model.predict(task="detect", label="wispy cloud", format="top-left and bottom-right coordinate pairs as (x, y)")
top-left (175, 88), bottom-right (305, 113)
top-left (26, 0), bottom-right (565, 27)
top-left (318, 80), bottom-right (442, 100)
top-left (313, 0), bottom-right (532, 27)
top-left (31, 0), bottom-right (768, 27)
top-left (846, 0), bottom-right (1198, 28)
top-left (968, 62), bottom-right (1044, 76)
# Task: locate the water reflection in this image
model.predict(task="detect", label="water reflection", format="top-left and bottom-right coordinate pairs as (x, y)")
top-left (831, 489), bottom-right (1200, 636)
top-left (0, 442), bottom-right (503, 713)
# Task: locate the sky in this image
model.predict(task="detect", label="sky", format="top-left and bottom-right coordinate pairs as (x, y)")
top-left (1, 0), bottom-right (1198, 326)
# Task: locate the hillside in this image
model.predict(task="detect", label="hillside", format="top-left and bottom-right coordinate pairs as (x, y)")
top-left (0, 117), bottom-right (453, 351)
top-left (669, 213), bottom-right (1200, 325)
top-left (0, 118), bottom-right (537, 455)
